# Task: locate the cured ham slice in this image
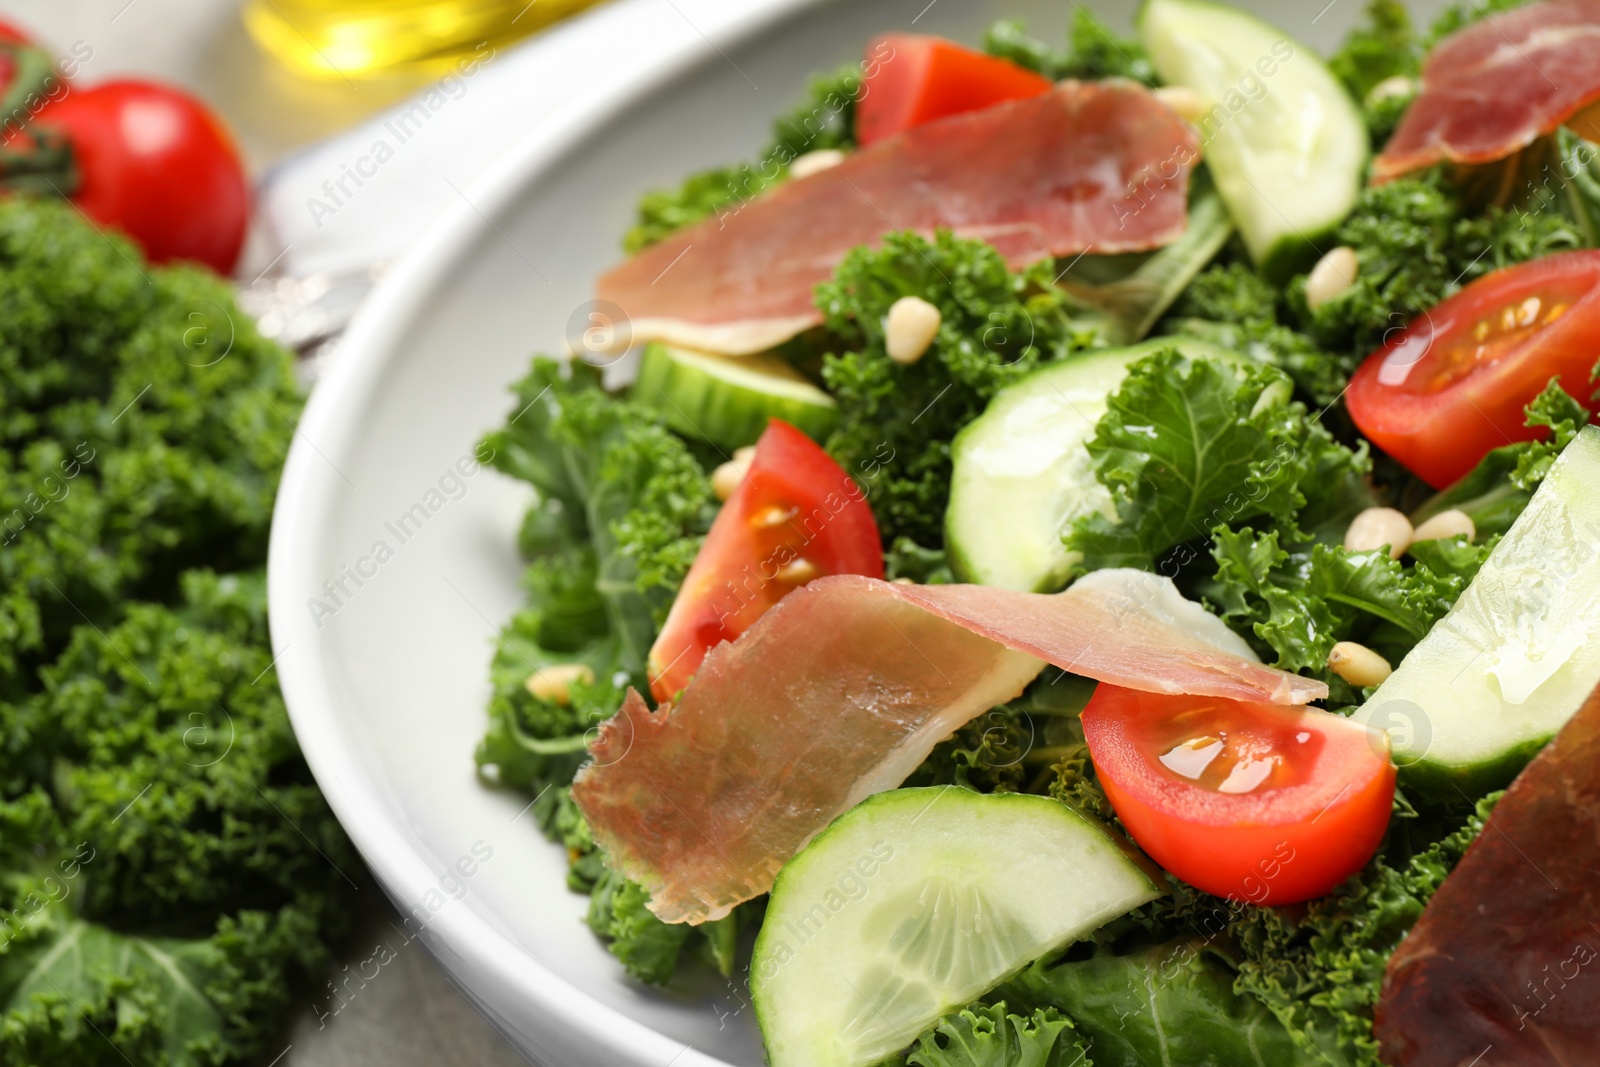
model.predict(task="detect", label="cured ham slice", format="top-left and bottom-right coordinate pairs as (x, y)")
top-left (1376, 682), bottom-right (1600, 1066)
top-left (597, 81), bottom-right (1199, 356)
top-left (1374, 0), bottom-right (1600, 182)
top-left (572, 570), bottom-right (1325, 924)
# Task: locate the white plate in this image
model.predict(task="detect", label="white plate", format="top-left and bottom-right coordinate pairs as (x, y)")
top-left (267, 1), bottom-right (1418, 1063)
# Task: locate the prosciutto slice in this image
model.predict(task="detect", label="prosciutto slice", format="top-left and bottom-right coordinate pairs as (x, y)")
top-left (1376, 682), bottom-right (1600, 1066)
top-left (572, 570), bottom-right (1325, 924)
top-left (1374, 0), bottom-right (1600, 182)
top-left (597, 81), bottom-right (1199, 355)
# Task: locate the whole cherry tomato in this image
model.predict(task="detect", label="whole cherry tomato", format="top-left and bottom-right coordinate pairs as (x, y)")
top-left (29, 80), bottom-right (249, 274)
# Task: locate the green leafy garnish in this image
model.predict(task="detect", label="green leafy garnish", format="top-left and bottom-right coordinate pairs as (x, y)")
top-left (819, 230), bottom-right (1104, 548)
top-left (1063, 347), bottom-right (1370, 573)
top-left (904, 1002), bottom-right (1093, 1067)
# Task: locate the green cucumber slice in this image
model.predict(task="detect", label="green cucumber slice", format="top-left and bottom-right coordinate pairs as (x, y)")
top-left (945, 337), bottom-right (1237, 592)
top-left (750, 788), bottom-right (1159, 1067)
top-left (1139, 0), bottom-right (1366, 277)
top-left (631, 342), bottom-right (837, 448)
top-left (1352, 427), bottom-right (1600, 799)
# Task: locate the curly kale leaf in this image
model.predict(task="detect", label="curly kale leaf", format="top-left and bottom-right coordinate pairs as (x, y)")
top-left (1163, 263), bottom-right (1350, 406)
top-left (0, 574), bottom-right (356, 1065)
top-left (1000, 939), bottom-right (1338, 1067)
top-left (1206, 528), bottom-right (1492, 705)
top-left (624, 64), bottom-right (859, 252)
top-left (820, 231), bottom-right (1104, 547)
top-left (903, 1002), bottom-right (1092, 1067)
top-left (586, 868), bottom-right (695, 987)
top-left (1229, 796), bottom-right (1498, 1066)
top-left (1329, 0), bottom-right (1419, 104)
top-left (0, 198), bottom-right (300, 686)
top-left (1301, 177), bottom-right (1583, 360)
top-left (35, 570), bottom-right (359, 929)
top-left (1063, 347), bottom-right (1370, 574)
top-left (984, 10), bottom-right (1154, 85)
top-left (481, 357), bottom-right (715, 674)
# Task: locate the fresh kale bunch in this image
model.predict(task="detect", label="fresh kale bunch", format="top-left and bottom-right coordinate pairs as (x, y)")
top-left (0, 198), bottom-right (356, 1064)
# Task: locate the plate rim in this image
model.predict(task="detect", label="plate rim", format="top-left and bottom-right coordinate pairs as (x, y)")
top-left (265, 1), bottom-right (827, 1062)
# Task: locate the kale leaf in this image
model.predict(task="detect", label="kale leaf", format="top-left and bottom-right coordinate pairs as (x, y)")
top-left (481, 357), bottom-right (715, 674)
top-left (1301, 176), bottom-right (1583, 361)
top-left (1163, 263), bottom-right (1350, 406)
top-left (1000, 939), bottom-right (1338, 1067)
top-left (903, 1002), bottom-right (1093, 1067)
top-left (1063, 347), bottom-right (1371, 575)
top-left (1206, 528), bottom-right (1493, 706)
top-left (478, 356), bottom-right (734, 987)
top-left (585, 868), bottom-right (696, 986)
top-left (1228, 796), bottom-right (1497, 1066)
top-left (1329, 0), bottom-right (1419, 104)
top-left (0, 197), bottom-right (354, 1063)
top-left (984, 10), bottom-right (1155, 85)
top-left (819, 231), bottom-right (1103, 548)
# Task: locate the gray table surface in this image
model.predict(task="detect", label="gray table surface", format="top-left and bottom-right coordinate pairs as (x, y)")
top-left (0, 3), bottom-right (543, 1064)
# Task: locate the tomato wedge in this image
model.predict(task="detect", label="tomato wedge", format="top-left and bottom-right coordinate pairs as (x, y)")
top-left (1346, 251), bottom-right (1600, 489)
top-left (856, 34), bottom-right (1053, 147)
top-left (1082, 685), bottom-right (1395, 905)
top-left (647, 419), bottom-right (883, 702)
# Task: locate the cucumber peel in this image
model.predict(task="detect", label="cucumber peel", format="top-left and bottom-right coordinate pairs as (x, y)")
top-left (1353, 427), bottom-right (1600, 799)
top-left (1139, 0), bottom-right (1366, 277)
top-left (750, 788), bottom-right (1159, 1067)
top-left (632, 342), bottom-right (837, 448)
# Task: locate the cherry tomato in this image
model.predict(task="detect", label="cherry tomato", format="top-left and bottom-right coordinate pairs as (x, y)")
top-left (856, 34), bottom-right (1053, 147)
top-left (1346, 251), bottom-right (1600, 489)
top-left (1082, 685), bottom-right (1395, 905)
top-left (31, 80), bottom-right (249, 274)
top-left (648, 420), bottom-right (883, 702)
top-left (0, 19), bottom-right (34, 46)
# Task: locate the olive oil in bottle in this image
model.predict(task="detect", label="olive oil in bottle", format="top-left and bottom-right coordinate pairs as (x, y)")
top-left (243, 0), bottom-right (603, 79)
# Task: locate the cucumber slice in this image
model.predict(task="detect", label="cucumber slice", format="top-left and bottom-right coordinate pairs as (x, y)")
top-left (750, 788), bottom-right (1159, 1067)
top-left (632, 342), bottom-right (837, 448)
top-left (1139, 0), bottom-right (1366, 277)
top-left (946, 337), bottom-right (1237, 591)
top-left (1352, 427), bottom-right (1600, 799)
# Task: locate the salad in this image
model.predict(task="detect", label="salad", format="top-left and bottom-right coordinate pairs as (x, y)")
top-left (476, 1), bottom-right (1600, 1064)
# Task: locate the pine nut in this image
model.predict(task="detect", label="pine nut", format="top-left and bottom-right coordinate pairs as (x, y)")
top-left (891, 576), bottom-right (917, 585)
top-left (712, 453), bottom-right (753, 501)
top-left (789, 148), bottom-right (847, 180)
top-left (525, 663), bottom-right (595, 705)
top-left (1411, 509), bottom-right (1475, 545)
top-left (1327, 641), bottom-right (1393, 688)
top-left (1344, 507), bottom-right (1413, 559)
top-left (1306, 246), bottom-right (1359, 310)
top-left (1154, 85), bottom-right (1209, 124)
top-left (1366, 75), bottom-right (1416, 105)
top-left (885, 296), bottom-right (941, 365)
